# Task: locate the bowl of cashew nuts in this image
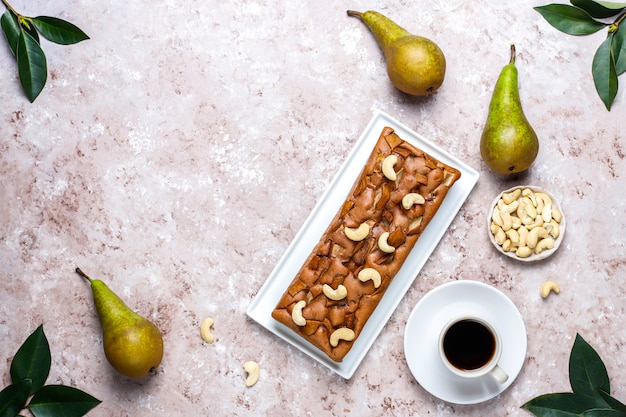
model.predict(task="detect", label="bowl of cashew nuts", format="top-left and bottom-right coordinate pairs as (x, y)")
top-left (487, 185), bottom-right (565, 262)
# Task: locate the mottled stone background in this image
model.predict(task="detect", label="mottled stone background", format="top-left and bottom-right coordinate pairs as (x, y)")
top-left (1, 0), bottom-right (625, 416)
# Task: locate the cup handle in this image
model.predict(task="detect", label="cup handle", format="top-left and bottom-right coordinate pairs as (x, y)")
top-left (490, 364), bottom-right (509, 384)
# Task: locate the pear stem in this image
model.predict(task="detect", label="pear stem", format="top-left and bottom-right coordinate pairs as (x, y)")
top-left (509, 44), bottom-right (516, 65)
top-left (346, 10), bottom-right (363, 19)
top-left (75, 267), bottom-right (94, 283)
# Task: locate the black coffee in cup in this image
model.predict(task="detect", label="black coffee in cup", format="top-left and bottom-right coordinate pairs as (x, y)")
top-left (442, 319), bottom-right (496, 371)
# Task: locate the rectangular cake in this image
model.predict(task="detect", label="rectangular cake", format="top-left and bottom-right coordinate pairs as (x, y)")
top-left (271, 126), bottom-right (462, 362)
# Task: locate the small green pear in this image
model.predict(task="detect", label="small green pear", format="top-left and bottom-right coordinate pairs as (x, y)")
top-left (480, 45), bottom-right (539, 174)
top-left (347, 10), bottom-right (446, 96)
top-left (76, 267), bottom-right (163, 378)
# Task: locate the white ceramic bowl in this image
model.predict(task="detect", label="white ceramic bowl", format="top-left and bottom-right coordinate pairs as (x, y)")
top-left (487, 185), bottom-right (565, 262)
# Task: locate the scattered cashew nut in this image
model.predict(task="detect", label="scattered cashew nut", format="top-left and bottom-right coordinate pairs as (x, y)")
top-left (344, 222), bottom-right (370, 242)
top-left (402, 193), bottom-right (425, 209)
top-left (243, 361), bottom-right (260, 387)
top-left (358, 267), bottom-right (381, 288)
top-left (330, 327), bottom-right (355, 347)
top-left (200, 317), bottom-right (215, 343)
top-left (377, 232), bottom-right (395, 253)
top-left (291, 300), bottom-right (307, 326)
top-left (323, 284), bottom-right (348, 301)
top-left (540, 281), bottom-right (560, 298)
top-left (381, 154), bottom-right (398, 181)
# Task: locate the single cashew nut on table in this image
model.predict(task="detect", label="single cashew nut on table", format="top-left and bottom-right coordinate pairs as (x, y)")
top-left (291, 300), bottom-right (307, 326)
top-left (330, 328), bottom-right (355, 347)
top-left (200, 317), bottom-right (215, 343)
top-left (344, 222), bottom-right (370, 241)
top-left (323, 284), bottom-right (348, 301)
top-left (243, 361), bottom-right (260, 387)
top-left (540, 281), bottom-right (560, 298)
top-left (382, 154), bottom-right (398, 181)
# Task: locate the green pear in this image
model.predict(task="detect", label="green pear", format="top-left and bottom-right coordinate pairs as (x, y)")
top-left (480, 44), bottom-right (539, 174)
top-left (347, 10), bottom-right (446, 96)
top-left (76, 267), bottom-right (163, 378)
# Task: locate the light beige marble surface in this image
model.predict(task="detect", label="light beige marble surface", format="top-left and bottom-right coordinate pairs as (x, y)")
top-left (1, 0), bottom-right (626, 416)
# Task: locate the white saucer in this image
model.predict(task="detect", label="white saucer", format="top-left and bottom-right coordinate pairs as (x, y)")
top-left (404, 280), bottom-right (527, 404)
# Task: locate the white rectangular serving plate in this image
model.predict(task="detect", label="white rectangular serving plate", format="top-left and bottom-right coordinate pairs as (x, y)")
top-left (246, 110), bottom-right (479, 379)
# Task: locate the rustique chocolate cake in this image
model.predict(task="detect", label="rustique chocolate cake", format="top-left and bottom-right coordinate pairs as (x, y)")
top-left (272, 126), bottom-right (461, 362)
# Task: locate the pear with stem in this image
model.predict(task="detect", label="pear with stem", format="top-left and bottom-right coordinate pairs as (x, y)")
top-left (480, 45), bottom-right (539, 174)
top-left (347, 10), bottom-right (446, 96)
top-left (76, 267), bottom-right (163, 378)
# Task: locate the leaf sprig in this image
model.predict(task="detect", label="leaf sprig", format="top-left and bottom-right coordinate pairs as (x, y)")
top-left (535, 1), bottom-right (626, 111)
top-left (522, 334), bottom-right (626, 416)
top-left (0, 325), bottom-right (101, 417)
top-left (1, 0), bottom-right (88, 102)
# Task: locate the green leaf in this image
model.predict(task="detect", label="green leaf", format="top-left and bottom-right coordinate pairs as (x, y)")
top-left (18, 16), bottom-right (40, 44)
top-left (31, 16), bottom-right (89, 45)
top-left (613, 21), bottom-right (626, 74)
top-left (29, 385), bottom-right (101, 417)
top-left (569, 334), bottom-right (611, 401)
top-left (581, 409), bottom-right (626, 417)
top-left (570, 0), bottom-right (626, 18)
top-left (597, 388), bottom-right (626, 412)
top-left (592, 34), bottom-right (619, 110)
top-left (521, 392), bottom-right (597, 416)
top-left (16, 28), bottom-right (48, 102)
top-left (1, 10), bottom-right (20, 56)
top-left (596, 1), bottom-right (626, 9)
top-left (10, 325), bottom-right (51, 395)
top-left (0, 380), bottom-right (32, 417)
top-left (534, 4), bottom-right (608, 35)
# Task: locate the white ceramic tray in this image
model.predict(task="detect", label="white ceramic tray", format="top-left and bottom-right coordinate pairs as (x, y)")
top-left (246, 110), bottom-right (480, 379)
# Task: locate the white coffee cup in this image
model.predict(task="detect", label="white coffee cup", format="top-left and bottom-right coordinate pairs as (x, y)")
top-left (438, 315), bottom-right (508, 384)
